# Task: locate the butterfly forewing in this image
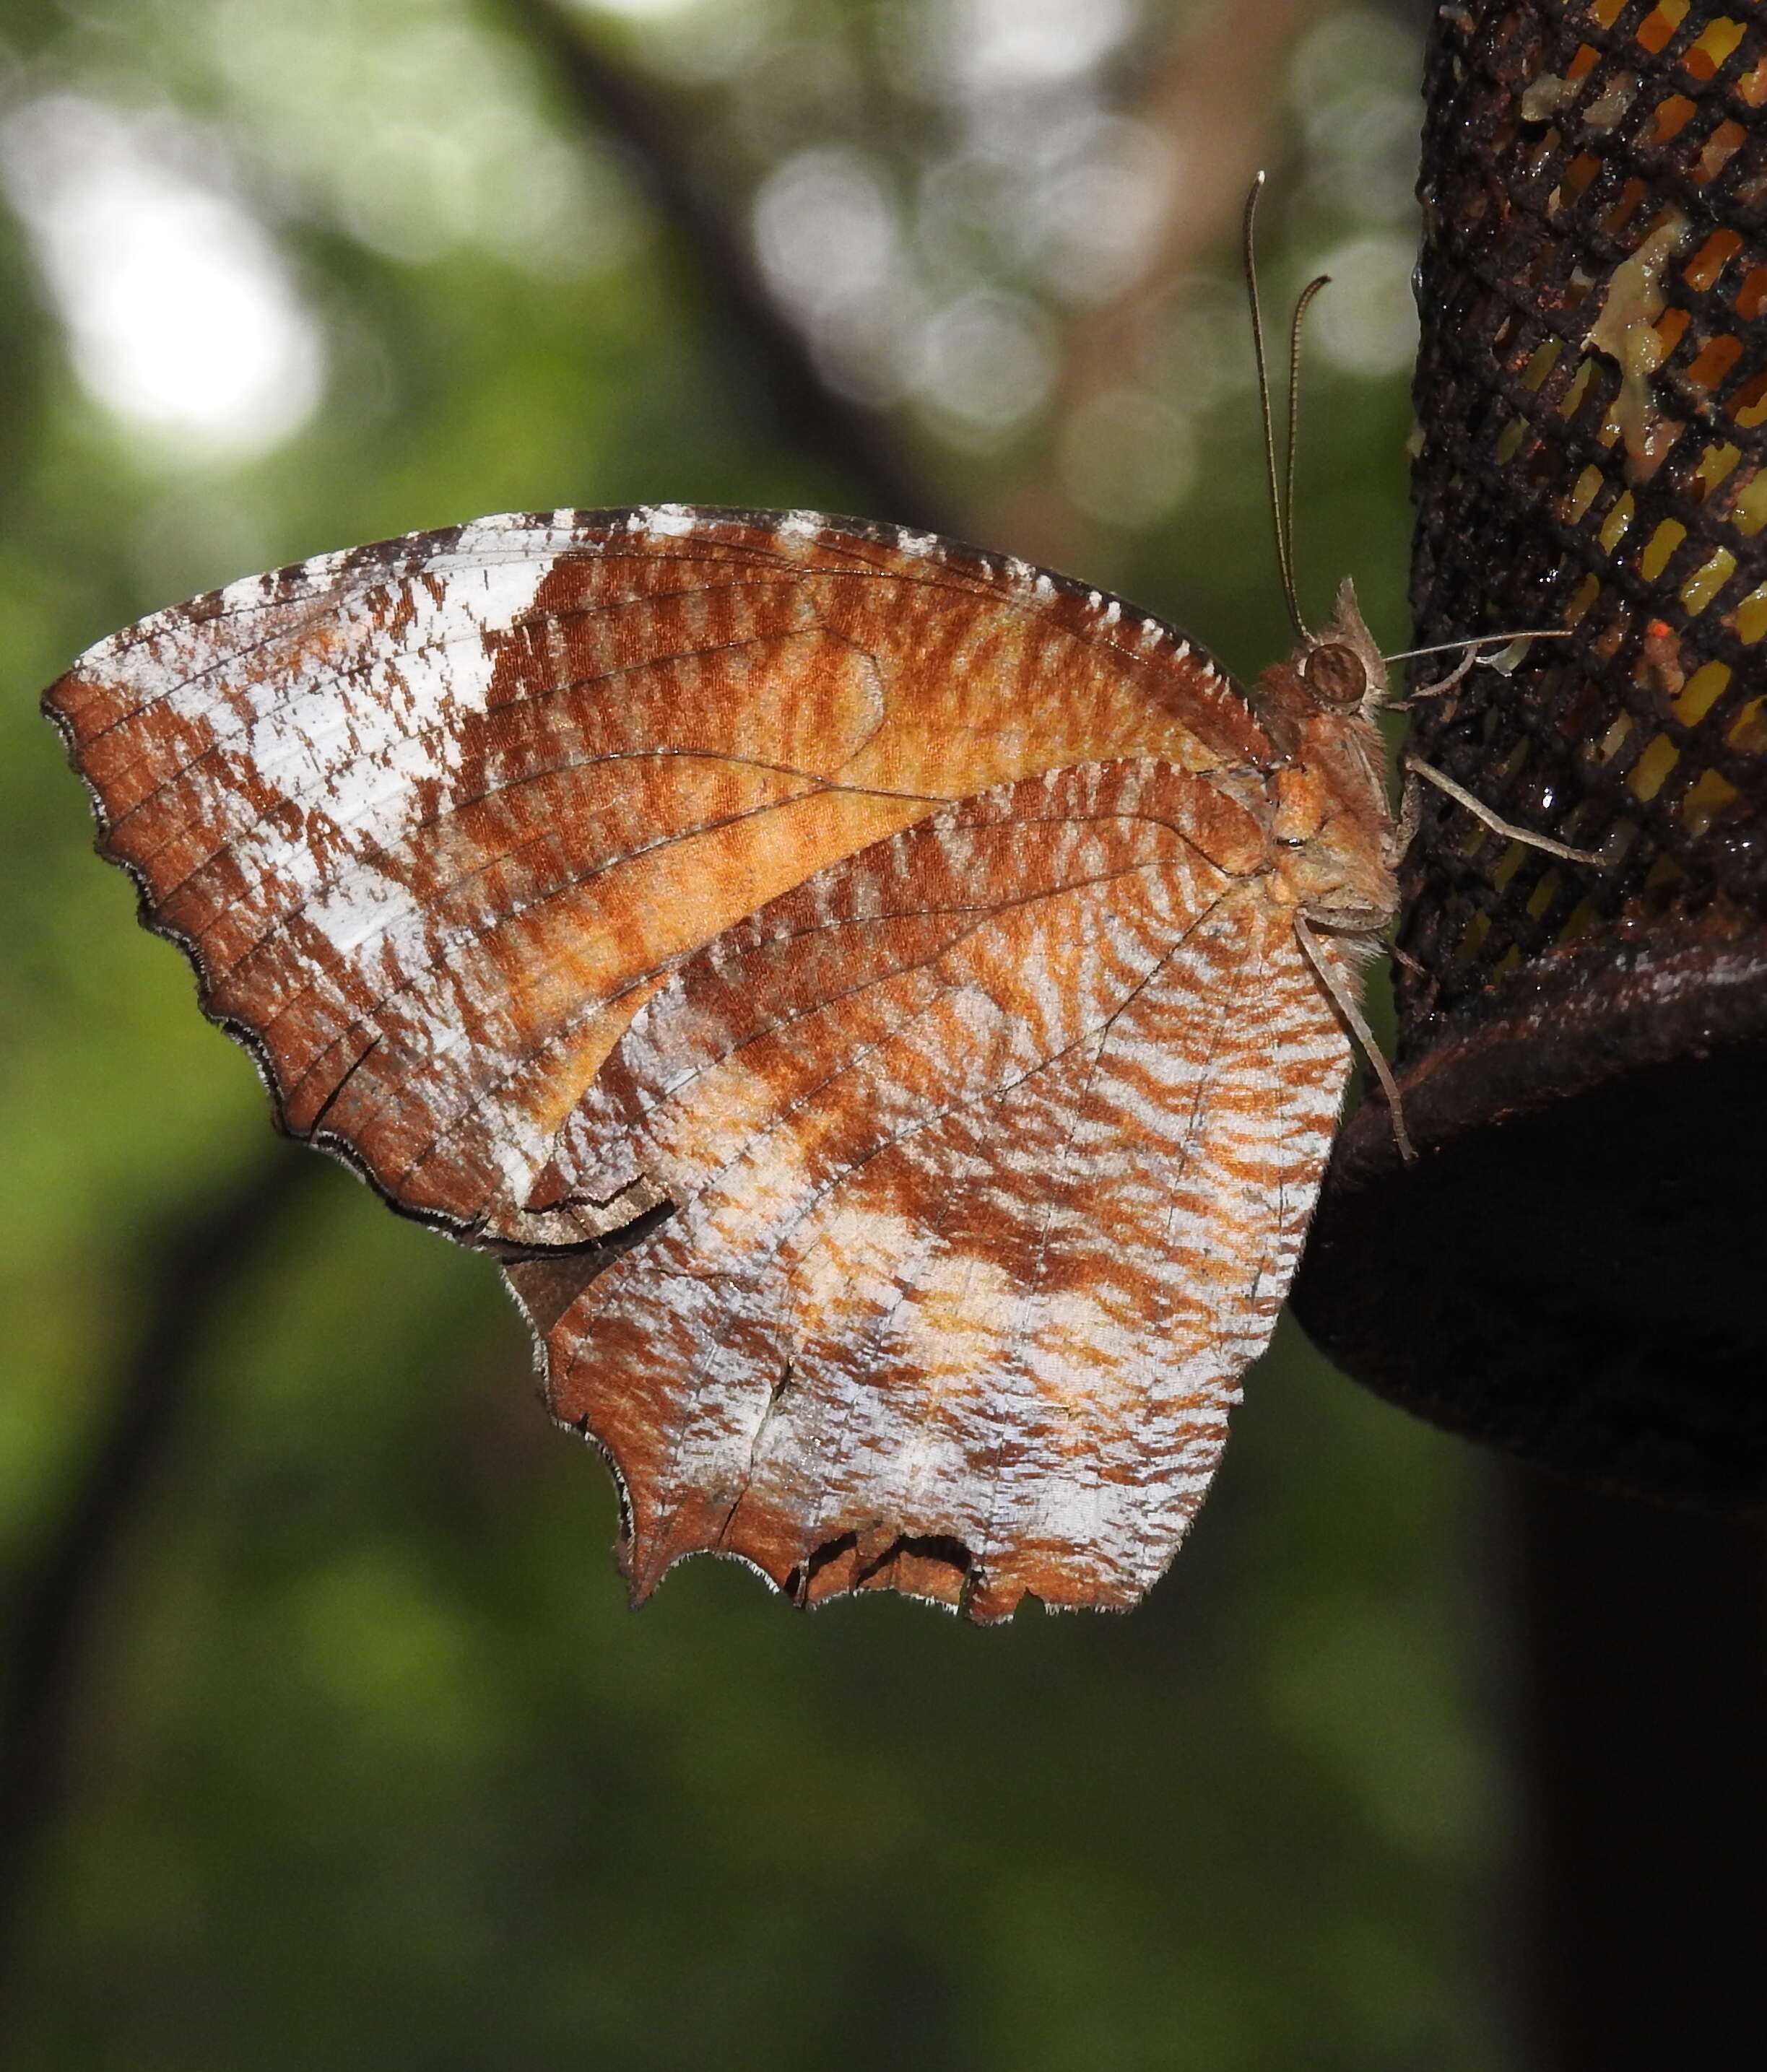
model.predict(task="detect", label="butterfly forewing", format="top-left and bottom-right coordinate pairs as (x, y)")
top-left (46, 509), bottom-right (1265, 1248)
top-left (46, 505), bottom-right (1355, 1619)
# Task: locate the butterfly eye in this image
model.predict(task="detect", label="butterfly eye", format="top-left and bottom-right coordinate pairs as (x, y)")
top-left (1302, 642), bottom-right (1367, 706)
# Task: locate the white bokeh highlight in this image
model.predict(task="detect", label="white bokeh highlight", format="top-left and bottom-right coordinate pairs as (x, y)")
top-left (754, 148), bottom-right (902, 321)
top-left (940, 0), bottom-right (1138, 97)
top-left (1308, 232), bottom-right (1420, 377)
top-left (576, 0), bottom-right (710, 17)
top-left (210, 1), bottom-right (643, 273)
top-left (0, 95), bottom-right (325, 461)
top-left (915, 289), bottom-right (1058, 442)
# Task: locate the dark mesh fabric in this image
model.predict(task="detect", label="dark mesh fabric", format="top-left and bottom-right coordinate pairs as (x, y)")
top-left (1291, 0), bottom-right (1767, 1507)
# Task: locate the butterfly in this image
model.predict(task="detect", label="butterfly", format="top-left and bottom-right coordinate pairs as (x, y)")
top-left (44, 500), bottom-right (1417, 1621)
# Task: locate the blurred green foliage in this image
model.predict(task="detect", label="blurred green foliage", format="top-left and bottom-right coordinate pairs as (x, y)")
top-left (1, 1), bottom-right (1518, 2066)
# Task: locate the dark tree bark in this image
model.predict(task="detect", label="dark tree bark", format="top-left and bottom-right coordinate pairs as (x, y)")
top-left (0, 1146), bottom-right (321, 1948)
top-left (1508, 1470), bottom-right (1767, 2069)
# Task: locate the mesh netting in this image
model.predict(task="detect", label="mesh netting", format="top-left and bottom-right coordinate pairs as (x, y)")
top-left (1290, 0), bottom-right (1767, 1506)
top-left (1400, 0), bottom-right (1767, 1046)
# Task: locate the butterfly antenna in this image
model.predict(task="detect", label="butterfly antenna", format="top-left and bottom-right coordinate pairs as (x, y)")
top-left (1285, 272), bottom-right (1330, 631)
top-left (1384, 630), bottom-right (1572, 663)
top-left (1243, 173), bottom-right (1308, 645)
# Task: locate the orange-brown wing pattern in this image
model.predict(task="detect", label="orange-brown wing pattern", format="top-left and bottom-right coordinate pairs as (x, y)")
top-left (45, 508), bottom-right (1268, 1249)
top-left (510, 760), bottom-right (1353, 1621)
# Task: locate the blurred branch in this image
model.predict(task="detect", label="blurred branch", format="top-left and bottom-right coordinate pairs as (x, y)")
top-left (0, 1145), bottom-right (321, 1958)
top-left (989, 0), bottom-right (1334, 573)
top-left (1058, 0), bottom-right (1334, 412)
top-left (498, 0), bottom-right (960, 538)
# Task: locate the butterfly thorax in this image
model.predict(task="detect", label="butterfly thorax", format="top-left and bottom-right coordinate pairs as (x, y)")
top-left (1247, 578), bottom-right (1398, 934)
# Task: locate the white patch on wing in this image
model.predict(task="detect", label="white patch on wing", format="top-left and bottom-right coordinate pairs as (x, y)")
top-left (791, 1201), bottom-right (924, 1329)
top-left (892, 1240), bottom-right (1018, 1382)
top-left (638, 502), bottom-right (696, 536)
top-left (768, 1214), bottom-right (1020, 1544)
top-left (221, 555), bottom-right (552, 963)
top-left (1020, 1282), bottom-right (1139, 1407)
top-left (85, 544), bottom-right (559, 1201)
top-left (695, 1123), bottom-right (813, 1255)
top-left (303, 863), bottom-right (412, 958)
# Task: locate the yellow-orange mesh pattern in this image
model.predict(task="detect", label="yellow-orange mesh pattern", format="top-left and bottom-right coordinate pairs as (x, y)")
top-left (1400, 0), bottom-right (1767, 1044)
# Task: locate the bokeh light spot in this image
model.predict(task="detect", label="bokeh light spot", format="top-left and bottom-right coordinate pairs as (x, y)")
top-left (1059, 388), bottom-right (1198, 526)
top-left (0, 95), bottom-right (325, 461)
top-left (1308, 233), bottom-right (1420, 376)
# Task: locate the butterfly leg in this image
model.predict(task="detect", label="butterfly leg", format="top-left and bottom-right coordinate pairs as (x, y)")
top-left (1294, 914), bottom-right (1415, 1162)
top-left (1384, 765), bottom-right (1425, 868)
top-left (1401, 753), bottom-right (1605, 866)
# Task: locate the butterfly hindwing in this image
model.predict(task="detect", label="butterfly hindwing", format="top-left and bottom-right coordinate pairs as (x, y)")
top-left (508, 762), bottom-right (1352, 1619)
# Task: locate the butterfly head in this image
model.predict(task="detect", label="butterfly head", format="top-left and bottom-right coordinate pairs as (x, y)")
top-left (1249, 573), bottom-right (1399, 930)
top-left (1298, 578), bottom-right (1388, 721)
